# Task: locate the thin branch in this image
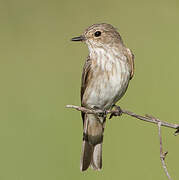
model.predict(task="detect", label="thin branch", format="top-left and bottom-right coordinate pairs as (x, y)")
top-left (66, 105), bottom-right (179, 133)
top-left (158, 122), bottom-right (172, 180)
top-left (66, 104), bottom-right (179, 179)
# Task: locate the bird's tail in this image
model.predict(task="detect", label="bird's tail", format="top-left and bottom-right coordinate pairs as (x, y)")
top-left (80, 114), bottom-right (105, 171)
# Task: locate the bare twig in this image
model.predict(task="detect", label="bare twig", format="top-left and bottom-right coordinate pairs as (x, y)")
top-left (158, 122), bottom-right (172, 180)
top-left (66, 105), bottom-right (179, 132)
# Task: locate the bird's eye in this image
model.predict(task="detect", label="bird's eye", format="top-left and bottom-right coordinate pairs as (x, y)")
top-left (94, 31), bottom-right (101, 37)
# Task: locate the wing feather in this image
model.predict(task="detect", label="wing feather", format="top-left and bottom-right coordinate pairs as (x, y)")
top-left (124, 48), bottom-right (135, 80)
top-left (80, 56), bottom-right (93, 124)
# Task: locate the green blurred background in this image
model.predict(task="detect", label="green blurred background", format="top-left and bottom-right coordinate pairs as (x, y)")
top-left (0, 0), bottom-right (178, 179)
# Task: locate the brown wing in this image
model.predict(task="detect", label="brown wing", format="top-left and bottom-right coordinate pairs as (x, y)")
top-left (125, 48), bottom-right (135, 80)
top-left (80, 56), bottom-right (92, 124)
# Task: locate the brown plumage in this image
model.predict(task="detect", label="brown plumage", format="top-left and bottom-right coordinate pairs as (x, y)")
top-left (71, 23), bottom-right (134, 171)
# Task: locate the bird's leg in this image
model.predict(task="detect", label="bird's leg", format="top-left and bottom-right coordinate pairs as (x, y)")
top-left (109, 105), bottom-right (123, 119)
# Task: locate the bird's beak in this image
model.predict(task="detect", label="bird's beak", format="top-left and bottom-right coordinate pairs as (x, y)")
top-left (71, 35), bottom-right (85, 42)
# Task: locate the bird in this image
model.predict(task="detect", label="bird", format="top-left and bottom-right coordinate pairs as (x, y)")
top-left (71, 23), bottom-right (134, 171)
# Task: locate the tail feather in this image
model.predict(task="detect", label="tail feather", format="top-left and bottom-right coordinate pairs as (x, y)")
top-left (80, 114), bottom-right (105, 171)
top-left (80, 141), bottom-right (102, 171)
top-left (91, 143), bottom-right (102, 170)
top-left (80, 141), bottom-right (93, 171)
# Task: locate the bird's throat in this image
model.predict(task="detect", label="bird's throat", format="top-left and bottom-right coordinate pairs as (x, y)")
top-left (89, 47), bottom-right (126, 72)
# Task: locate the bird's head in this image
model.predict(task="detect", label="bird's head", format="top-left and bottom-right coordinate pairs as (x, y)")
top-left (71, 23), bottom-right (123, 50)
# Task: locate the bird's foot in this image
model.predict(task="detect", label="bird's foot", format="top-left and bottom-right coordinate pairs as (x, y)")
top-left (93, 106), bottom-right (107, 118)
top-left (109, 105), bottom-right (123, 119)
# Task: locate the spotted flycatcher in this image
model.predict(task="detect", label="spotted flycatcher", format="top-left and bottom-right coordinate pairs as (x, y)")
top-left (71, 23), bottom-right (134, 171)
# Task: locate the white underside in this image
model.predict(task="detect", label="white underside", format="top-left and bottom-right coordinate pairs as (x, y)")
top-left (83, 48), bottom-right (130, 110)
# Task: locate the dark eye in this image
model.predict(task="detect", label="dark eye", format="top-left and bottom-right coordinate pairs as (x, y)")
top-left (94, 31), bottom-right (101, 37)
